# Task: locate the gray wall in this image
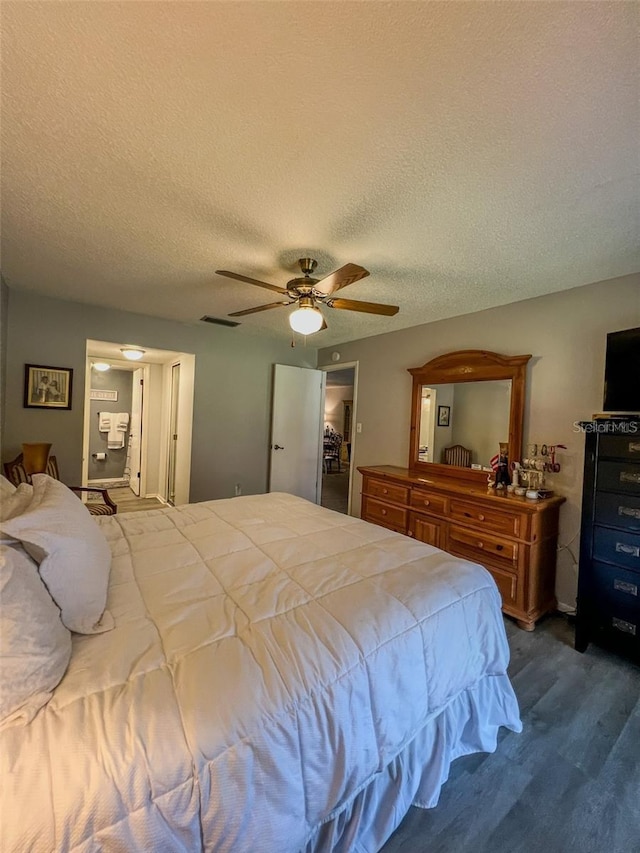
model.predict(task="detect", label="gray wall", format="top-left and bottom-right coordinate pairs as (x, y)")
top-left (4, 289), bottom-right (315, 501)
top-left (0, 275), bottom-right (8, 445)
top-left (88, 368), bottom-right (133, 480)
top-left (318, 272), bottom-right (640, 611)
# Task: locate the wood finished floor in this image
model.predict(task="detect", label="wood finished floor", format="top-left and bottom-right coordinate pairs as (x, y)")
top-left (381, 614), bottom-right (640, 853)
top-left (92, 486), bottom-right (165, 513)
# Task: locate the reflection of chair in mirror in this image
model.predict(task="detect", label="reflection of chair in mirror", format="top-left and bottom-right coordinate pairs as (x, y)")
top-left (443, 444), bottom-right (471, 468)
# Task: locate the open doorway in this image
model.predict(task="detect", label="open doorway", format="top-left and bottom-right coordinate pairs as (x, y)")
top-left (83, 341), bottom-right (195, 512)
top-left (321, 363), bottom-right (358, 515)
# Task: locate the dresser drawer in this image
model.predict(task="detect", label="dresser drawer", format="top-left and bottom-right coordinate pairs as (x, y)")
top-left (585, 598), bottom-right (639, 641)
top-left (596, 461), bottom-right (640, 495)
top-left (593, 526), bottom-right (640, 573)
top-left (599, 434), bottom-right (640, 461)
top-left (449, 499), bottom-right (524, 537)
top-left (485, 565), bottom-right (519, 609)
top-left (448, 524), bottom-right (519, 571)
top-left (362, 497), bottom-right (407, 532)
top-left (408, 512), bottom-right (445, 548)
top-left (409, 489), bottom-right (448, 516)
top-left (588, 561), bottom-right (640, 610)
top-left (365, 478), bottom-right (409, 505)
top-left (594, 491), bottom-right (640, 533)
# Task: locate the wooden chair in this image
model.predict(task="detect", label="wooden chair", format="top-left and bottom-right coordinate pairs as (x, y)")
top-left (3, 453), bottom-right (117, 516)
top-left (323, 431), bottom-right (343, 474)
top-left (443, 444), bottom-right (472, 468)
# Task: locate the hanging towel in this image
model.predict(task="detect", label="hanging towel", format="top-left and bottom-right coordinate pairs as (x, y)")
top-left (110, 412), bottom-right (130, 448)
top-left (98, 412), bottom-right (130, 449)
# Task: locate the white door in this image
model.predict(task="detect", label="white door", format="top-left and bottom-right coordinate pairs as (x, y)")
top-left (129, 368), bottom-right (144, 496)
top-left (167, 363), bottom-right (181, 505)
top-left (269, 364), bottom-right (325, 503)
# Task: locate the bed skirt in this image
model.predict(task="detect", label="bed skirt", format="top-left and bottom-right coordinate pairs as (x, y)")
top-left (303, 673), bottom-right (522, 853)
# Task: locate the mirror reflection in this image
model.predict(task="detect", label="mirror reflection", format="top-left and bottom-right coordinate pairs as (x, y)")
top-left (418, 380), bottom-right (512, 468)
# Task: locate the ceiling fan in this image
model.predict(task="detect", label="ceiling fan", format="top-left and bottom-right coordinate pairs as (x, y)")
top-left (216, 258), bottom-right (399, 335)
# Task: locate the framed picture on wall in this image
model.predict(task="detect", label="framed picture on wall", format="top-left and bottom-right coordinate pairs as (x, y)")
top-left (24, 364), bottom-right (73, 410)
top-left (437, 405), bottom-right (450, 427)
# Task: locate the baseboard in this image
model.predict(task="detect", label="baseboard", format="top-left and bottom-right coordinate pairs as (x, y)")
top-left (557, 601), bottom-right (576, 614)
top-left (88, 477), bottom-right (128, 485)
top-left (145, 493), bottom-right (168, 504)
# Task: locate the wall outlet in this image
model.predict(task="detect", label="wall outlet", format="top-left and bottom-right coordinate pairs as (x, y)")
top-left (234, 484), bottom-right (242, 496)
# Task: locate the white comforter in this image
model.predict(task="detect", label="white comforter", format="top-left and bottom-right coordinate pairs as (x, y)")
top-left (1, 493), bottom-right (521, 852)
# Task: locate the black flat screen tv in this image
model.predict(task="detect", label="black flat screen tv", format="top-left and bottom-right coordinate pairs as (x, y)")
top-left (603, 326), bottom-right (640, 414)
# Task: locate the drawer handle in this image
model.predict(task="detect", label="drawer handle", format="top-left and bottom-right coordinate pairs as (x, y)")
top-left (423, 499), bottom-right (430, 506)
top-left (382, 488), bottom-right (388, 494)
top-left (614, 579), bottom-right (638, 597)
top-left (496, 544), bottom-right (504, 551)
top-left (381, 509), bottom-right (387, 516)
top-left (619, 506), bottom-right (640, 520)
top-left (464, 510), bottom-right (485, 522)
top-left (616, 542), bottom-right (640, 558)
top-left (612, 617), bottom-right (637, 636)
top-left (629, 442), bottom-right (640, 454)
top-left (477, 541), bottom-right (484, 549)
top-left (620, 471), bottom-right (640, 484)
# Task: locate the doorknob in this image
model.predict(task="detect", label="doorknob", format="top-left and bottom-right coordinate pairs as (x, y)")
top-left (273, 444), bottom-right (285, 450)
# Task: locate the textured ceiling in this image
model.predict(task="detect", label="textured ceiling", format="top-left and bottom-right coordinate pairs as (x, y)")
top-left (1, 2), bottom-right (638, 346)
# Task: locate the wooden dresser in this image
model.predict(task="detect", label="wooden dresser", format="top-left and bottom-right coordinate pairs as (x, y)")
top-left (359, 465), bottom-right (565, 630)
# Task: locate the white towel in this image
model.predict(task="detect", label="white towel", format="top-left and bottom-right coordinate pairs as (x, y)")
top-left (98, 412), bottom-right (129, 449)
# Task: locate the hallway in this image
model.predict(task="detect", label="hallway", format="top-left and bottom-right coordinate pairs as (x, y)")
top-left (320, 468), bottom-right (349, 514)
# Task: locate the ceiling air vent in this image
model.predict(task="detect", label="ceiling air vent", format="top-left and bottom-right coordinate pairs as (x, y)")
top-left (200, 316), bottom-right (240, 328)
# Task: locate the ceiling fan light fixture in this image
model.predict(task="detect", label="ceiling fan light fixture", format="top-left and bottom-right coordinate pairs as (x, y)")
top-left (120, 347), bottom-right (145, 361)
top-left (289, 304), bottom-right (324, 335)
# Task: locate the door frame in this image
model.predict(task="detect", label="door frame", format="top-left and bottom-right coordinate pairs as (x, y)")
top-left (319, 361), bottom-right (359, 515)
top-left (82, 357), bottom-right (150, 490)
top-left (157, 354), bottom-right (195, 506)
top-left (83, 344), bottom-right (195, 505)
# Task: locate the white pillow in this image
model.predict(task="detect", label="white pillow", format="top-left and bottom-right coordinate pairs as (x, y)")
top-left (1, 475), bottom-right (114, 634)
top-left (0, 474), bottom-right (16, 499)
top-left (0, 543), bottom-right (72, 729)
top-left (0, 481), bottom-right (33, 522)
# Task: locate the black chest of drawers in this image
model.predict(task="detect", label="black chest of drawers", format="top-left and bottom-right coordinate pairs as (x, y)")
top-left (575, 422), bottom-right (640, 662)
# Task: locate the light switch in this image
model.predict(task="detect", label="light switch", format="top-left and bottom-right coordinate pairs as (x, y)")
top-left (356, 423), bottom-right (362, 433)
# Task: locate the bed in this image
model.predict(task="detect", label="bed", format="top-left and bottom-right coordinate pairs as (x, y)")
top-left (1, 488), bottom-right (522, 852)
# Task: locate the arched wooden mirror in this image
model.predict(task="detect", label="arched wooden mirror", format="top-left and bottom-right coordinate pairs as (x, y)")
top-left (408, 350), bottom-right (531, 484)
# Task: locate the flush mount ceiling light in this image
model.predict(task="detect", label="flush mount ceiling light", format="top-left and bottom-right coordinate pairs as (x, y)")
top-left (92, 362), bottom-right (111, 372)
top-left (120, 347), bottom-right (145, 361)
top-left (288, 299), bottom-right (324, 335)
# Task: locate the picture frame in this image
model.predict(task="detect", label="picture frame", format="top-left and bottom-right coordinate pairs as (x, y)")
top-left (437, 404), bottom-right (450, 427)
top-left (90, 389), bottom-right (118, 402)
top-left (24, 364), bottom-right (73, 410)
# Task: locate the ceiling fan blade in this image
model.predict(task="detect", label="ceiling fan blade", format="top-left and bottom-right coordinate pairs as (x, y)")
top-left (313, 263), bottom-right (370, 296)
top-left (228, 301), bottom-right (289, 317)
top-left (216, 270), bottom-right (288, 295)
top-left (328, 297), bottom-right (399, 316)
